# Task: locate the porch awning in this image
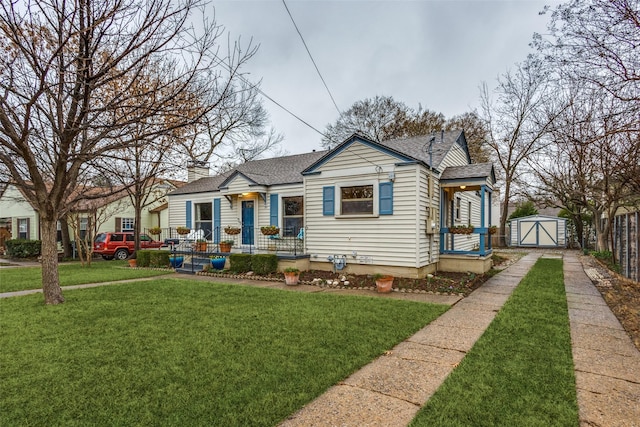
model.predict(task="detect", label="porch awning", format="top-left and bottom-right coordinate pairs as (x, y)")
top-left (439, 163), bottom-right (496, 191)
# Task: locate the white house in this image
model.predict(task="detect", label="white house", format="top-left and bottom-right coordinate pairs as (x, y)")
top-left (167, 131), bottom-right (497, 276)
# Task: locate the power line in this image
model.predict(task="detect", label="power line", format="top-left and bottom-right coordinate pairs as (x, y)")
top-left (281, 0), bottom-right (341, 116)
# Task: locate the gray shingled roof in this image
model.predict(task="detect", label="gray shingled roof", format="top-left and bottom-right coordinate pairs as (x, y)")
top-left (376, 130), bottom-right (466, 169)
top-left (440, 162), bottom-right (495, 181)
top-left (169, 131), bottom-right (472, 196)
top-left (169, 151), bottom-right (328, 196)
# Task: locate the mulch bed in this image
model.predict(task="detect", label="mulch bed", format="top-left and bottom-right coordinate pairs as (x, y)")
top-left (580, 254), bottom-right (640, 351)
top-left (199, 253), bottom-right (517, 297)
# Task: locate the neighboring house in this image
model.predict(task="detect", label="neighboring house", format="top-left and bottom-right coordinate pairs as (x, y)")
top-left (0, 185), bottom-right (39, 240)
top-left (168, 131), bottom-right (497, 276)
top-left (0, 179), bottom-right (182, 245)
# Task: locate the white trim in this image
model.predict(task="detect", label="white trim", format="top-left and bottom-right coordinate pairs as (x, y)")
top-left (334, 179), bottom-right (379, 218)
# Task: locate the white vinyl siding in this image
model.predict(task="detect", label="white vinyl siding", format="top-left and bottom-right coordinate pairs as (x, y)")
top-left (304, 144), bottom-right (421, 268)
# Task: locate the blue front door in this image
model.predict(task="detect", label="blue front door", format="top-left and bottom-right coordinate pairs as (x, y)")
top-left (242, 201), bottom-right (254, 245)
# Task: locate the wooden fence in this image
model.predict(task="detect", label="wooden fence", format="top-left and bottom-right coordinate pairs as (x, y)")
top-left (614, 211), bottom-right (639, 282)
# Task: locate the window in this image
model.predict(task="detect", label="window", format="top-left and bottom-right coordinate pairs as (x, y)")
top-left (195, 202), bottom-right (212, 238)
top-left (18, 218), bottom-right (28, 239)
top-left (79, 217), bottom-right (89, 240)
top-left (341, 185), bottom-right (373, 215)
top-left (121, 218), bottom-right (134, 231)
top-left (283, 196), bottom-right (303, 237)
top-left (57, 221), bottom-right (62, 242)
top-left (455, 197), bottom-right (461, 221)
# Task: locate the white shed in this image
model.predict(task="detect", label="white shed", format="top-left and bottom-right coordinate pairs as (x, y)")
top-left (508, 215), bottom-right (567, 248)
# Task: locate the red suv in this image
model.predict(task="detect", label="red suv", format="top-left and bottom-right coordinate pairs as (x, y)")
top-left (93, 232), bottom-right (165, 260)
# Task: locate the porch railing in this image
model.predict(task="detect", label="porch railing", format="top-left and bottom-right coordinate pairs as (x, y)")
top-left (144, 226), bottom-right (305, 256)
top-left (440, 226), bottom-right (493, 257)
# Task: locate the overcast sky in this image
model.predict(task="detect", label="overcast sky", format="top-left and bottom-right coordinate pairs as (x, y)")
top-left (211, 0), bottom-right (557, 155)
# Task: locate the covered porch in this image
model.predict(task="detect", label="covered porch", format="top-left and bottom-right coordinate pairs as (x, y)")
top-left (437, 163), bottom-right (496, 273)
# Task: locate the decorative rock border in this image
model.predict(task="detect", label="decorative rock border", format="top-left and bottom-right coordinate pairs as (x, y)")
top-left (195, 271), bottom-right (464, 297)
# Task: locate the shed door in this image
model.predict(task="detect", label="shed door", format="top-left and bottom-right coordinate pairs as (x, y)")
top-left (519, 219), bottom-right (559, 247)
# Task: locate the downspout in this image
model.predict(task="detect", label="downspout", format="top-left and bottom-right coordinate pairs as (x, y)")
top-left (428, 136), bottom-right (434, 263)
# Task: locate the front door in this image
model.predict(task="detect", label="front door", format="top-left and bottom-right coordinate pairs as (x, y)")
top-left (242, 200), bottom-right (254, 245)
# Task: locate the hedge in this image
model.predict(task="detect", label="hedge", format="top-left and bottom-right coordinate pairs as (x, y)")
top-left (251, 254), bottom-right (278, 275)
top-left (137, 250), bottom-right (170, 268)
top-left (149, 251), bottom-right (170, 268)
top-left (5, 239), bottom-right (41, 258)
top-left (229, 253), bottom-right (252, 273)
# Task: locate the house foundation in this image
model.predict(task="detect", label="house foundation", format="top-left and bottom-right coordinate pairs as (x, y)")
top-left (307, 261), bottom-right (437, 279)
top-left (438, 254), bottom-right (493, 274)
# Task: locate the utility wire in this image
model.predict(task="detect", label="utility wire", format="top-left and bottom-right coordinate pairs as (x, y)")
top-left (282, 0), bottom-right (342, 116)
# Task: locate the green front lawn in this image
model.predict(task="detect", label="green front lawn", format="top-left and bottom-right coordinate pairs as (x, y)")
top-left (0, 279), bottom-right (448, 426)
top-left (410, 258), bottom-right (578, 426)
top-left (0, 260), bottom-right (172, 293)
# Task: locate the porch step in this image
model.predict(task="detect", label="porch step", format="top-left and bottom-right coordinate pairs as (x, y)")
top-left (175, 257), bottom-right (210, 275)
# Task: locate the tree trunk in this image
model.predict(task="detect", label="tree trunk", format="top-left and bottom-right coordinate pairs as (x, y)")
top-left (40, 218), bottom-right (65, 304)
top-left (60, 216), bottom-right (73, 258)
top-left (595, 215), bottom-right (609, 252)
top-left (499, 180), bottom-right (512, 247)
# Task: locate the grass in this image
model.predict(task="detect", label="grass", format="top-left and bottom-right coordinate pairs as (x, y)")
top-left (410, 258), bottom-right (579, 427)
top-left (0, 279), bottom-right (448, 426)
top-left (0, 260), bottom-right (172, 293)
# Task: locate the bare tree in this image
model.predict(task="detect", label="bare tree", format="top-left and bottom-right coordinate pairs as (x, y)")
top-left (444, 111), bottom-right (490, 163)
top-left (531, 84), bottom-right (638, 254)
top-left (480, 56), bottom-right (560, 245)
top-left (534, 0), bottom-right (640, 104)
top-left (321, 96), bottom-right (411, 147)
top-left (0, 0), bottom-right (259, 304)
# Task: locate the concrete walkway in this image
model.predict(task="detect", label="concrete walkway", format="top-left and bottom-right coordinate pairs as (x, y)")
top-left (279, 252), bottom-right (542, 426)
top-left (564, 252), bottom-right (640, 427)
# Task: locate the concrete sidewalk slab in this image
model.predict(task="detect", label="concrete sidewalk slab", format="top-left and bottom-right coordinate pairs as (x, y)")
top-left (564, 252), bottom-right (640, 427)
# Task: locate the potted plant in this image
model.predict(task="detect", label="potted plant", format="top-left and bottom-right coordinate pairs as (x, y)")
top-left (195, 238), bottom-right (208, 252)
top-left (283, 267), bottom-right (300, 285)
top-left (127, 251), bottom-right (137, 268)
top-left (219, 239), bottom-right (234, 253)
top-left (210, 255), bottom-right (226, 270)
top-left (148, 226), bottom-right (162, 236)
top-left (373, 273), bottom-right (393, 293)
top-left (176, 226), bottom-right (190, 235)
top-left (489, 225), bottom-right (497, 235)
top-left (261, 225), bottom-right (280, 236)
top-left (169, 254), bottom-right (184, 268)
top-left (224, 226), bottom-right (241, 235)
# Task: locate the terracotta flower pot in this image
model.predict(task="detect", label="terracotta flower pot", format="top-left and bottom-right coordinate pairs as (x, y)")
top-left (284, 272), bottom-right (300, 285)
top-left (375, 275), bottom-right (394, 293)
top-left (219, 243), bottom-right (232, 253)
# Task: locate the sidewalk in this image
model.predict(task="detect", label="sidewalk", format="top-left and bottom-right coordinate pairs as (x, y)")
top-left (279, 252), bottom-right (542, 426)
top-left (563, 252), bottom-right (640, 427)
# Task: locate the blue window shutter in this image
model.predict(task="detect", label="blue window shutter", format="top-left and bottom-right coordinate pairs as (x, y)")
top-left (213, 198), bottom-right (221, 243)
top-left (379, 182), bottom-right (393, 215)
top-left (270, 194), bottom-right (279, 226)
top-left (323, 186), bottom-right (335, 216)
top-left (186, 201), bottom-right (192, 228)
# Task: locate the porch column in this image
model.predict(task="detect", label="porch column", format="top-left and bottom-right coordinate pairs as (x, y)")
top-left (480, 185), bottom-right (486, 256)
